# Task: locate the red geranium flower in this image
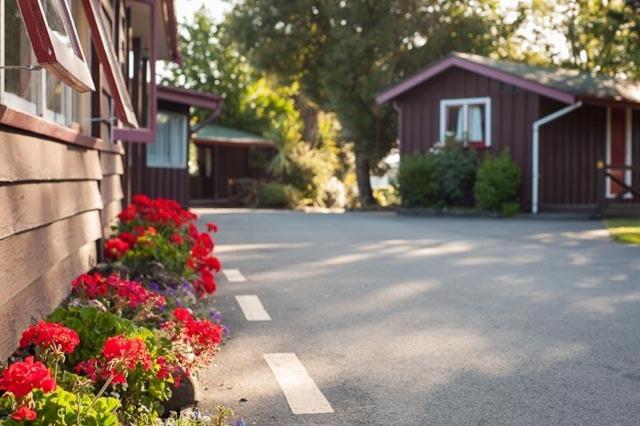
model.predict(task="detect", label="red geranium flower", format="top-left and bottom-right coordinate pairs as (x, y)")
top-left (170, 233), bottom-right (184, 245)
top-left (118, 205), bottom-right (137, 223)
top-left (11, 406), bottom-right (37, 421)
top-left (102, 336), bottom-right (152, 375)
top-left (0, 357), bottom-right (56, 398)
top-left (20, 321), bottom-right (80, 354)
top-left (71, 273), bottom-right (109, 298)
top-left (104, 238), bottom-right (130, 260)
top-left (173, 307), bottom-right (194, 323)
top-left (206, 222), bottom-right (219, 233)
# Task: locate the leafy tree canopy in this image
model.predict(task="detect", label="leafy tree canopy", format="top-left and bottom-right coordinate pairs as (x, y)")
top-left (225, 0), bottom-right (515, 205)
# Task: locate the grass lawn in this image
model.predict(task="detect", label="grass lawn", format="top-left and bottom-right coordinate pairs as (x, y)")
top-left (604, 219), bottom-right (640, 245)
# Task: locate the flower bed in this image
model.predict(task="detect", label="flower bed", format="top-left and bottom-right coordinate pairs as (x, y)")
top-left (0, 196), bottom-right (238, 425)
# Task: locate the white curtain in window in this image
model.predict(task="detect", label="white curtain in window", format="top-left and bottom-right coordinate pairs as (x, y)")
top-left (468, 105), bottom-right (484, 142)
top-left (147, 111), bottom-right (187, 168)
top-left (455, 108), bottom-right (465, 141)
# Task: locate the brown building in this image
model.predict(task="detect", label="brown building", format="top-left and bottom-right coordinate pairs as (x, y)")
top-left (125, 85), bottom-right (223, 206)
top-left (377, 52), bottom-right (640, 214)
top-left (190, 124), bottom-right (274, 204)
top-left (0, 0), bottom-right (182, 357)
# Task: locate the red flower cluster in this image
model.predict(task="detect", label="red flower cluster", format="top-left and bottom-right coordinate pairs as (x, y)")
top-left (102, 336), bottom-right (153, 375)
top-left (104, 237), bottom-right (130, 260)
top-left (163, 308), bottom-right (222, 372)
top-left (76, 336), bottom-right (152, 385)
top-left (11, 405), bottom-right (37, 421)
top-left (19, 321), bottom-right (80, 354)
top-left (118, 195), bottom-right (197, 227)
top-left (72, 273), bottom-right (166, 311)
top-left (186, 230), bottom-right (222, 295)
top-left (0, 357), bottom-right (56, 397)
top-left (156, 356), bottom-right (184, 388)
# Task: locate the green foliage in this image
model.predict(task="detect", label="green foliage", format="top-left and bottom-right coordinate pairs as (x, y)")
top-left (47, 307), bottom-right (173, 420)
top-left (430, 142), bottom-right (477, 206)
top-left (397, 155), bottom-right (438, 207)
top-left (510, 1), bottom-right (640, 80)
top-left (48, 307), bottom-right (140, 364)
top-left (119, 232), bottom-right (192, 280)
top-left (474, 151), bottom-right (522, 215)
top-left (0, 388), bottom-right (120, 426)
top-left (373, 186), bottom-right (400, 207)
top-left (258, 182), bottom-right (297, 208)
top-left (604, 219), bottom-right (640, 245)
top-left (227, 0), bottom-right (511, 204)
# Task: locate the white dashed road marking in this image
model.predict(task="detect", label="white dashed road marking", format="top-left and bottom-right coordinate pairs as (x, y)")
top-left (235, 295), bottom-right (272, 321)
top-left (223, 269), bottom-right (246, 282)
top-left (264, 353), bottom-right (334, 415)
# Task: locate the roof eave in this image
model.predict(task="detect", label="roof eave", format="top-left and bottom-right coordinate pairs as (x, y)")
top-left (577, 95), bottom-right (640, 109)
top-left (192, 137), bottom-right (275, 148)
top-left (376, 55), bottom-right (576, 105)
top-left (157, 85), bottom-right (223, 109)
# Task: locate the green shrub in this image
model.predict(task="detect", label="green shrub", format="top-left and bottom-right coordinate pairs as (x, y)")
top-left (397, 155), bottom-right (438, 207)
top-left (373, 185), bottom-right (400, 207)
top-left (474, 151), bottom-right (522, 215)
top-left (258, 182), bottom-right (297, 208)
top-left (430, 141), bottom-right (477, 206)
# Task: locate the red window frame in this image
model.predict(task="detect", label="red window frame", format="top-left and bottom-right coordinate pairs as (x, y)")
top-left (81, 0), bottom-right (138, 128)
top-left (16, 0), bottom-right (95, 92)
top-left (112, 0), bottom-right (156, 142)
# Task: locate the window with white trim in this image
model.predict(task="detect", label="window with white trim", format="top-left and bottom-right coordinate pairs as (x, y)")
top-left (439, 97), bottom-right (491, 146)
top-left (147, 111), bottom-right (188, 168)
top-left (1, 0), bottom-right (80, 125)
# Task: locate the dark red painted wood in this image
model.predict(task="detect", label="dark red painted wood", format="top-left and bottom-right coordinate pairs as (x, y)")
top-left (395, 67), bottom-right (539, 211)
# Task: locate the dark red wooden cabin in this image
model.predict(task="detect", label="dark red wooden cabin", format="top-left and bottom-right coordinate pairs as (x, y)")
top-left (190, 125), bottom-right (275, 204)
top-left (124, 85), bottom-right (223, 206)
top-left (377, 52), bottom-right (640, 215)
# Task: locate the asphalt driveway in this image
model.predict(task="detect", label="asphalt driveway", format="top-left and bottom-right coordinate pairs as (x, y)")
top-left (195, 210), bottom-right (640, 425)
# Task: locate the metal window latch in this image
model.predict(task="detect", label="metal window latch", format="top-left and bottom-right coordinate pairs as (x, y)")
top-left (0, 65), bottom-right (42, 71)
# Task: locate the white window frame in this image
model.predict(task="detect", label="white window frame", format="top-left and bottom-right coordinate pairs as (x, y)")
top-left (147, 110), bottom-right (188, 169)
top-left (0, 0), bottom-right (76, 126)
top-left (439, 97), bottom-right (491, 146)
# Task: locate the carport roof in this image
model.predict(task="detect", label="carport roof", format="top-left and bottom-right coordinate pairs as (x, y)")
top-left (377, 52), bottom-right (640, 107)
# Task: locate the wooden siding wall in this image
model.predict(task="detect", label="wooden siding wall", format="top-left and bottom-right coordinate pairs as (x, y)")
top-left (538, 101), bottom-right (606, 209)
top-left (634, 110), bottom-right (640, 200)
top-left (0, 129), bottom-right (127, 358)
top-left (124, 100), bottom-right (190, 206)
top-left (0, 0), bottom-right (129, 359)
top-left (395, 67), bottom-right (540, 211)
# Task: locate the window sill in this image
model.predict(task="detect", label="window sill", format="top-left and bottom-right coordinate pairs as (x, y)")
top-left (0, 104), bottom-right (124, 154)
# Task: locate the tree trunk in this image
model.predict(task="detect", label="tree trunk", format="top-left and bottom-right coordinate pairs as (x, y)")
top-left (355, 150), bottom-right (375, 207)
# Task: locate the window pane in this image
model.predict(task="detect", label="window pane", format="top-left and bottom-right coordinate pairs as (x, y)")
top-left (46, 73), bottom-right (66, 124)
top-left (468, 104), bottom-right (485, 143)
top-left (147, 112), bottom-right (187, 168)
top-left (445, 105), bottom-right (463, 142)
top-left (39, 0), bottom-right (76, 52)
top-left (5, 0), bottom-right (37, 113)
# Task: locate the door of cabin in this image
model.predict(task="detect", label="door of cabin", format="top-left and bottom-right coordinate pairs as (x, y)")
top-left (189, 144), bottom-right (214, 202)
top-left (607, 108), bottom-right (631, 198)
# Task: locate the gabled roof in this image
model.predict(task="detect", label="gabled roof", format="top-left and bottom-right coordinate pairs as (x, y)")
top-left (377, 52), bottom-right (640, 106)
top-left (192, 124), bottom-right (274, 148)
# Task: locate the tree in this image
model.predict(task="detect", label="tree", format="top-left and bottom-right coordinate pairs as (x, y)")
top-left (507, 0), bottom-right (640, 78)
top-left (226, 0), bottom-right (512, 205)
top-left (160, 8), bottom-right (301, 139)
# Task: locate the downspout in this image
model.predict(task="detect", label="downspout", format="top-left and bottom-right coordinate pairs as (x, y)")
top-left (393, 101), bottom-right (402, 151)
top-left (531, 101), bottom-right (582, 214)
